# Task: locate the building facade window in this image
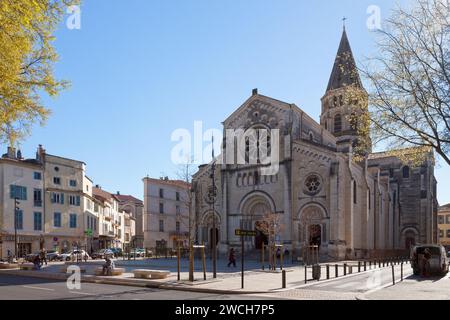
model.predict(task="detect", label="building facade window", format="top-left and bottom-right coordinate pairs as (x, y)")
top-left (69, 180), bottom-right (77, 187)
top-left (334, 114), bottom-right (342, 133)
top-left (440, 230), bottom-right (444, 238)
top-left (159, 220), bottom-right (164, 232)
top-left (69, 195), bottom-right (81, 206)
top-left (403, 166), bottom-right (410, 179)
top-left (159, 203), bottom-right (164, 214)
top-left (15, 210), bottom-right (23, 230)
top-left (34, 172), bottom-right (42, 180)
top-left (33, 189), bottom-right (42, 207)
top-left (439, 215), bottom-right (445, 224)
top-left (70, 214), bottom-right (77, 229)
top-left (159, 188), bottom-right (164, 198)
top-left (54, 212), bottom-right (62, 228)
top-left (176, 192), bottom-right (180, 201)
top-left (51, 193), bottom-right (64, 204)
top-left (34, 212), bottom-right (42, 231)
top-left (10, 185), bottom-right (27, 200)
top-left (447, 230), bottom-right (450, 238)
top-left (53, 177), bottom-right (61, 185)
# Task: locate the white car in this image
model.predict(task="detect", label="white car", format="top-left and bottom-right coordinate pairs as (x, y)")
top-left (59, 250), bottom-right (90, 262)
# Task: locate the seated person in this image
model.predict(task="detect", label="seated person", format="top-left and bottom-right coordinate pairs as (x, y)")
top-left (102, 257), bottom-right (115, 276)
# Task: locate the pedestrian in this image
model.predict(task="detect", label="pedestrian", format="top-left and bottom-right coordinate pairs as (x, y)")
top-left (227, 248), bottom-right (236, 268)
top-left (6, 249), bottom-right (13, 263)
top-left (40, 249), bottom-right (47, 266)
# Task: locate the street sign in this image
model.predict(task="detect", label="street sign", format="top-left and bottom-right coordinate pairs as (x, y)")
top-left (235, 229), bottom-right (257, 237)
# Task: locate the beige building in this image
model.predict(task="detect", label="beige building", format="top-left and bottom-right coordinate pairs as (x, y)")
top-left (192, 29), bottom-right (438, 261)
top-left (143, 177), bottom-right (190, 250)
top-left (438, 204), bottom-right (450, 249)
top-left (92, 187), bottom-right (135, 250)
top-left (113, 193), bottom-right (143, 248)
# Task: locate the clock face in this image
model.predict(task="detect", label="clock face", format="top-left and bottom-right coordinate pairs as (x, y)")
top-left (204, 185), bottom-right (218, 204)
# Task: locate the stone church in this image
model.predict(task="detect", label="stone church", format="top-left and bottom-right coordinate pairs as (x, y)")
top-left (192, 29), bottom-right (438, 260)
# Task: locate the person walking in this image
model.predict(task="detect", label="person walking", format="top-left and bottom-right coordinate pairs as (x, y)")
top-left (40, 249), bottom-right (48, 266)
top-left (227, 248), bottom-right (236, 268)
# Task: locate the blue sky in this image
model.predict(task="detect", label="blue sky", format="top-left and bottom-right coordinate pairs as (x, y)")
top-left (16, 0), bottom-right (449, 204)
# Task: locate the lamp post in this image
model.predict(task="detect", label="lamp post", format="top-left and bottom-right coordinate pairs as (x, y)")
top-left (211, 135), bottom-right (217, 279)
top-left (14, 197), bottom-right (20, 259)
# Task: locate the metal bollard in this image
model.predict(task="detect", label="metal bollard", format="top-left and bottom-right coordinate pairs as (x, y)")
top-left (326, 265), bottom-right (330, 280)
top-left (401, 263), bottom-right (403, 281)
top-left (344, 263), bottom-right (347, 276)
top-left (392, 265), bottom-right (395, 285)
top-left (364, 261), bottom-right (367, 272)
top-left (335, 264), bottom-right (339, 278)
top-left (379, 260), bottom-right (381, 268)
top-left (358, 261), bottom-right (361, 273)
top-left (305, 265), bottom-right (307, 284)
top-left (282, 270), bottom-right (286, 289)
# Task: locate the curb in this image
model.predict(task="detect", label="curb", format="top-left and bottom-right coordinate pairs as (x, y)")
top-left (0, 269), bottom-right (270, 295)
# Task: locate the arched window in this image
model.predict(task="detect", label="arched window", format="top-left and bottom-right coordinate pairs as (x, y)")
top-left (333, 96), bottom-right (338, 107)
top-left (353, 180), bottom-right (357, 204)
top-left (334, 114), bottom-right (342, 133)
top-left (403, 166), bottom-right (410, 179)
top-left (339, 95), bottom-right (343, 106)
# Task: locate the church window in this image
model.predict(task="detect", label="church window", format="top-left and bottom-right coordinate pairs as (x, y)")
top-left (353, 180), bottom-right (357, 204)
top-left (334, 114), bottom-right (342, 133)
top-left (339, 95), bottom-right (343, 106)
top-left (333, 96), bottom-right (338, 107)
top-left (309, 132), bottom-right (314, 142)
top-left (403, 166), bottom-right (410, 179)
top-left (304, 175), bottom-right (322, 195)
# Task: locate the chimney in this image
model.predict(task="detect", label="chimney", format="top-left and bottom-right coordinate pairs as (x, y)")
top-left (16, 149), bottom-right (23, 160)
top-left (36, 144), bottom-right (45, 162)
top-left (252, 88), bottom-right (258, 96)
top-left (117, 191), bottom-right (120, 195)
top-left (7, 146), bottom-right (16, 159)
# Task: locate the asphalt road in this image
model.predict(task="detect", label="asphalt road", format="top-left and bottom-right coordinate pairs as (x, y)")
top-left (296, 264), bottom-right (414, 294)
top-left (0, 274), bottom-right (280, 300)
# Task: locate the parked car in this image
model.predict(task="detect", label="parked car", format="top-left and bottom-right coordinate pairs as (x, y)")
top-left (410, 244), bottom-right (449, 276)
top-left (129, 248), bottom-right (146, 258)
top-left (59, 250), bottom-right (90, 262)
top-left (46, 250), bottom-right (60, 261)
top-left (25, 252), bottom-right (40, 262)
top-left (109, 248), bottom-right (123, 257)
top-left (91, 249), bottom-right (114, 260)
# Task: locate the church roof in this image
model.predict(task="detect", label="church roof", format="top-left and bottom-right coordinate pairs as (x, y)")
top-left (326, 29), bottom-right (363, 92)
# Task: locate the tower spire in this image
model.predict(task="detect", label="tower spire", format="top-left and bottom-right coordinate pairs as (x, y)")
top-left (326, 27), bottom-right (363, 92)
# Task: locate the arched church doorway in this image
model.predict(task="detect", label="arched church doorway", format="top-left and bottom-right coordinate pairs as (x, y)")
top-left (309, 224), bottom-right (322, 248)
top-left (405, 232), bottom-right (416, 250)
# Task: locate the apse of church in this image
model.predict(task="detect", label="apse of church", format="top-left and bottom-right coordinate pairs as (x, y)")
top-left (192, 29), bottom-right (438, 261)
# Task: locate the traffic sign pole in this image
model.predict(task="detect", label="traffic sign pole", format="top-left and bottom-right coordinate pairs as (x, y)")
top-left (241, 234), bottom-right (244, 289)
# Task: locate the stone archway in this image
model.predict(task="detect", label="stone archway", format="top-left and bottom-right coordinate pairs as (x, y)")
top-left (199, 211), bottom-right (221, 248)
top-left (298, 204), bottom-right (327, 251)
top-left (239, 192), bottom-right (275, 249)
top-left (401, 228), bottom-right (419, 250)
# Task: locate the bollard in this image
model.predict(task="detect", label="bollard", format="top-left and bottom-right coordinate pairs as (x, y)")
top-left (305, 265), bottom-right (308, 284)
top-left (392, 265), bottom-right (395, 285)
top-left (358, 261), bottom-right (361, 273)
top-left (364, 261), bottom-right (367, 272)
top-left (344, 263), bottom-right (347, 276)
top-left (326, 265), bottom-right (330, 280)
top-left (378, 260), bottom-right (381, 268)
top-left (282, 270), bottom-right (286, 289)
top-left (335, 264), bottom-right (339, 278)
top-left (401, 263), bottom-right (404, 281)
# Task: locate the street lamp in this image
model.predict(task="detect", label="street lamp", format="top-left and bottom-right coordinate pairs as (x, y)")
top-left (210, 135), bottom-right (217, 279)
top-left (14, 197), bottom-right (20, 259)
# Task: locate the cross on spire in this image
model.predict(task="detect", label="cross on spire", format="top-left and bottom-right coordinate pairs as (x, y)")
top-left (342, 17), bottom-right (347, 30)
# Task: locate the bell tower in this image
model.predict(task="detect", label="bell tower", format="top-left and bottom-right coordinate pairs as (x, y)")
top-left (320, 27), bottom-right (371, 154)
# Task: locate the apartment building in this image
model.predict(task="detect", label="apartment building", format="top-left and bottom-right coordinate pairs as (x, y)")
top-left (143, 177), bottom-right (190, 250)
top-left (113, 193), bottom-right (143, 248)
top-left (438, 204), bottom-right (450, 249)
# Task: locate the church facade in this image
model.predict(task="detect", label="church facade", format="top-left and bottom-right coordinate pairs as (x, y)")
top-left (191, 29), bottom-right (439, 260)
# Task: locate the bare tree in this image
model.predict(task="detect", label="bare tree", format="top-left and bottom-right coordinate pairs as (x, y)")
top-left (175, 160), bottom-right (198, 281)
top-left (255, 211), bottom-right (285, 270)
top-left (361, 0), bottom-right (450, 165)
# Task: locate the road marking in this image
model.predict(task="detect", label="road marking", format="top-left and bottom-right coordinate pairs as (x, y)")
top-left (69, 291), bottom-right (94, 296)
top-left (22, 286), bottom-right (55, 292)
